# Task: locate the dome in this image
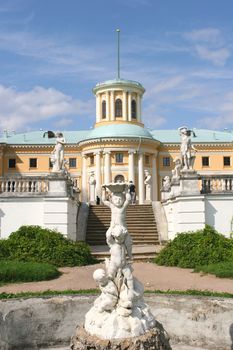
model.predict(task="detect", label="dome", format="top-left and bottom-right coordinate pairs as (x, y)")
top-left (83, 124), bottom-right (154, 142)
top-left (93, 78), bottom-right (145, 94)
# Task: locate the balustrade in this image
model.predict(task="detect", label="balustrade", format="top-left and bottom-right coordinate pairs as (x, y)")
top-left (200, 175), bottom-right (233, 194)
top-left (0, 177), bottom-right (49, 195)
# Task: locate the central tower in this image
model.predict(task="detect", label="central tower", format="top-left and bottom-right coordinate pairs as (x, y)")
top-left (93, 79), bottom-right (145, 127)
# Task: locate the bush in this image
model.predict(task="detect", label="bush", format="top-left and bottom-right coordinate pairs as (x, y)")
top-left (155, 225), bottom-right (233, 268)
top-left (0, 261), bottom-right (60, 283)
top-left (195, 262), bottom-right (233, 278)
top-left (0, 225), bottom-right (95, 267)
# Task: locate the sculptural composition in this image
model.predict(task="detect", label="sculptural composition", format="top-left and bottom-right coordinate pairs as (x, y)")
top-left (178, 126), bottom-right (197, 170)
top-left (85, 182), bottom-right (156, 338)
top-left (51, 132), bottom-right (66, 172)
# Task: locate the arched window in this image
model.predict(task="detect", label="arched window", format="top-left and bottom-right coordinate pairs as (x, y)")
top-left (115, 99), bottom-right (122, 117)
top-left (102, 100), bottom-right (106, 119)
top-left (131, 99), bottom-right (137, 119)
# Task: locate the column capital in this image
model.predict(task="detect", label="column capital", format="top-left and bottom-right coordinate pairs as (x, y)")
top-left (103, 151), bottom-right (111, 155)
top-left (81, 153), bottom-right (88, 159)
top-left (128, 150), bottom-right (136, 155)
top-left (152, 151), bottom-right (158, 157)
top-left (94, 150), bottom-right (102, 156)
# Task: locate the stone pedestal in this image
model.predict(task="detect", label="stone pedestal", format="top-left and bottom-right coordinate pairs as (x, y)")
top-left (71, 324), bottom-right (172, 350)
top-left (179, 170), bottom-right (199, 196)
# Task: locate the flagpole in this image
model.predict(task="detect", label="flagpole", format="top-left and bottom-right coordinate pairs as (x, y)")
top-left (116, 29), bottom-right (120, 79)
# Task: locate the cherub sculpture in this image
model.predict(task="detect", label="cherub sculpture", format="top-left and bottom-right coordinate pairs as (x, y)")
top-left (93, 268), bottom-right (118, 313)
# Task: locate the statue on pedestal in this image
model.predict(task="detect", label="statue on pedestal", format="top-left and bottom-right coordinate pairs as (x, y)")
top-left (71, 182), bottom-right (171, 349)
top-left (172, 157), bottom-right (182, 181)
top-left (178, 126), bottom-right (197, 170)
top-left (144, 170), bottom-right (152, 201)
top-left (51, 132), bottom-right (66, 172)
top-left (88, 171), bottom-right (96, 203)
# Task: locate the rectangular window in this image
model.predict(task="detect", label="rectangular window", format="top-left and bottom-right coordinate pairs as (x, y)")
top-left (115, 153), bottom-right (124, 163)
top-left (202, 156), bottom-right (209, 167)
top-left (90, 155), bottom-right (94, 165)
top-left (49, 158), bottom-right (53, 168)
top-left (163, 157), bottom-right (170, 167)
top-left (8, 158), bottom-right (16, 169)
top-left (145, 155), bottom-right (150, 165)
top-left (29, 158), bottom-right (37, 168)
top-left (69, 158), bottom-right (77, 168)
top-left (223, 156), bottom-right (231, 166)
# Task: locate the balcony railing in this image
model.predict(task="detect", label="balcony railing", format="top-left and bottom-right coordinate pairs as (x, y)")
top-left (200, 175), bottom-right (233, 194)
top-left (0, 177), bottom-right (49, 195)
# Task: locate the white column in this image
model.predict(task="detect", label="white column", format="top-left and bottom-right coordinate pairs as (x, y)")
top-left (152, 153), bottom-right (158, 201)
top-left (104, 151), bottom-right (111, 184)
top-left (123, 91), bottom-right (127, 121)
top-left (106, 91), bottom-right (110, 121)
top-left (110, 90), bottom-right (115, 121)
top-left (95, 151), bottom-right (102, 197)
top-left (128, 92), bottom-right (132, 121)
top-left (128, 151), bottom-right (135, 184)
top-left (81, 154), bottom-right (88, 202)
top-left (96, 93), bottom-right (101, 123)
top-left (137, 94), bottom-right (141, 122)
top-left (138, 152), bottom-right (145, 204)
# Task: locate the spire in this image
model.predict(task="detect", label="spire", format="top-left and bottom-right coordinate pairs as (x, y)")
top-left (116, 29), bottom-right (120, 79)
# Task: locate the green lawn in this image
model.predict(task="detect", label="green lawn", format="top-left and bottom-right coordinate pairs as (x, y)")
top-left (0, 260), bottom-right (61, 284)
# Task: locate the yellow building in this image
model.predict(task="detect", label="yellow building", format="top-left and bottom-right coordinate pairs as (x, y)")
top-left (0, 78), bottom-right (232, 203)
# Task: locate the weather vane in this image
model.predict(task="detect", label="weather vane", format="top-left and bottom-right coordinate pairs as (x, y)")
top-left (116, 29), bottom-right (120, 79)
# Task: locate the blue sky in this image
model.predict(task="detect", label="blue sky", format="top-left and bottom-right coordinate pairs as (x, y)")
top-left (0, 0), bottom-right (233, 133)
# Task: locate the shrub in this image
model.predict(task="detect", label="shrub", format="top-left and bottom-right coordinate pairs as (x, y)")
top-left (0, 261), bottom-right (60, 283)
top-left (0, 225), bottom-right (95, 267)
top-left (155, 225), bottom-right (233, 268)
top-left (195, 262), bottom-right (233, 278)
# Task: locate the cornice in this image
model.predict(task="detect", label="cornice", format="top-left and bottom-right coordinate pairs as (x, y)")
top-left (79, 137), bottom-right (160, 147)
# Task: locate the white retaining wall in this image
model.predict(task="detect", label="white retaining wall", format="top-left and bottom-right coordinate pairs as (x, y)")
top-left (163, 194), bottom-right (233, 239)
top-left (0, 197), bottom-right (78, 239)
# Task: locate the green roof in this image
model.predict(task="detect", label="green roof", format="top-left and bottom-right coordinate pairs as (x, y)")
top-left (82, 124), bottom-right (154, 142)
top-left (0, 130), bottom-right (89, 145)
top-left (0, 127), bottom-right (232, 146)
top-left (151, 129), bottom-right (233, 143)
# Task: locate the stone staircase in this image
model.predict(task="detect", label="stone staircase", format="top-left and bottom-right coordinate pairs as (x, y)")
top-left (86, 204), bottom-right (160, 260)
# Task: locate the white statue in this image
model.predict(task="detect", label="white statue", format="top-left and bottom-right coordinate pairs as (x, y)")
top-left (51, 132), bottom-right (66, 172)
top-left (162, 176), bottom-right (171, 192)
top-left (93, 268), bottom-right (118, 313)
top-left (84, 182), bottom-right (156, 339)
top-left (178, 126), bottom-right (197, 170)
top-left (172, 157), bottom-right (182, 181)
top-left (144, 170), bottom-right (152, 201)
top-left (88, 171), bottom-right (96, 203)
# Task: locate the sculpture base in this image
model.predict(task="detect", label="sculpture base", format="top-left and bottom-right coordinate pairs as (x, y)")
top-left (71, 324), bottom-right (172, 350)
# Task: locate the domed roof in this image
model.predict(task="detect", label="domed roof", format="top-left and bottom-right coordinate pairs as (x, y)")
top-left (93, 78), bottom-right (145, 93)
top-left (82, 124), bottom-right (154, 142)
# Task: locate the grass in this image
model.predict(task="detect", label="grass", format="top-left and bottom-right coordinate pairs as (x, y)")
top-left (195, 261), bottom-right (233, 278)
top-left (0, 289), bottom-right (233, 300)
top-left (0, 261), bottom-right (61, 284)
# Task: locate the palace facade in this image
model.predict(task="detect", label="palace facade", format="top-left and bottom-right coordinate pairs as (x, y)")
top-left (0, 78), bottom-right (233, 204)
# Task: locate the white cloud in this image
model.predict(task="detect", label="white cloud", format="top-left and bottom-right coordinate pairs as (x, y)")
top-left (149, 75), bottom-right (185, 95)
top-left (0, 85), bottom-right (94, 131)
top-left (199, 114), bottom-right (233, 129)
top-left (184, 28), bottom-right (221, 43)
top-left (195, 45), bottom-right (230, 66)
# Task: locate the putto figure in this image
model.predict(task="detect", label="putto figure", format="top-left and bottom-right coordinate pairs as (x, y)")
top-left (178, 126), bottom-right (197, 170)
top-left (84, 182), bottom-right (158, 340)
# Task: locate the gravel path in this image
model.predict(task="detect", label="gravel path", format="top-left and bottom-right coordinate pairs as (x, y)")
top-left (0, 262), bottom-right (233, 294)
